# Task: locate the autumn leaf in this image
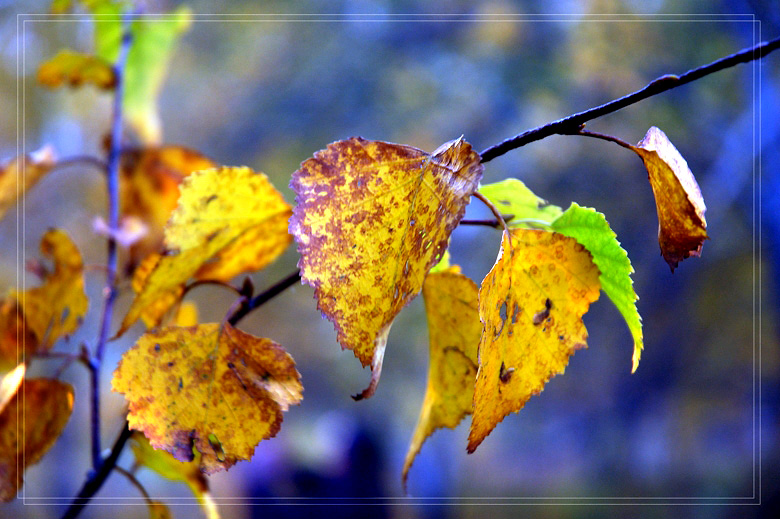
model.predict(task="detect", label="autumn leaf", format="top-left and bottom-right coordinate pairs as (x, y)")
top-left (166, 166), bottom-right (292, 281)
top-left (0, 301), bottom-right (37, 371)
top-left (131, 432), bottom-right (220, 519)
top-left (9, 230), bottom-right (88, 351)
top-left (0, 146), bottom-right (56, 221)
top-left (93, 3), bottom-right (192, 143)
top-left (551, 203), bottom-right (643, 372)
top-left (112, 323), bottom-right (302, 474)
top-left (468, 229), bottom-right (601, 453)
top-left (0, 378), bottom-right (74, 501)
top-left (478, 178), bottom-right (563, 227)
top-left (118, 166), bottom-right (292, 336)
top-left (290, 137), bottom-right (483, 399)
top-left (630, 126), bottom-right (708, 271)
top-left (402, 265), bottom-right (480, 491)
top-left (120, 146), bottom-right (217, 266)
top-left (0, 364), bottom-right (26, 414)
top-left (37, 49), bottom-right (115, 90)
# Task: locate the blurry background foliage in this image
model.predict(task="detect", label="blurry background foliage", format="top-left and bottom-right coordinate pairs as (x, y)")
top-left (1, 0), bottom-right (779, 518)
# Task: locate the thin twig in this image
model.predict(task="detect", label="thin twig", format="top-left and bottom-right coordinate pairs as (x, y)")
top-left (576, 127), bottom-right (636, 151)
top-left (91, 12), bottom-right (132, 472)
top-left (479, 36), bottom-right (780, 163)
top-left (60, 421), bottom-right (133, 519)
top-left (227, 270), bottom-right (302, 326)
top-left (50, 155), bottom-right (107, 174)
top-left (460, 214), bottom-right (515, 228)
top-left (473, 191), bottom-right (510, 235)
top-left (181, 278), bottom-right (242, 299)
top-left (113, 466), bottom-right (151, 501)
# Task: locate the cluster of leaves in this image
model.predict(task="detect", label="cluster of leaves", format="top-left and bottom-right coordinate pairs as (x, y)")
top-left (0, 0), bottom-right (717, 516)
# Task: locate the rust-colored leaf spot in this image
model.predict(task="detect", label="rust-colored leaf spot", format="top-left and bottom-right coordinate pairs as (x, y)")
top-left (112, 323), bottom-right (302, 474)
top-left (0, 378), bottom-right (74, 501)
top-left (402, 265), bottom-right (480, 491)
top-left (631, 127), bottom-right (708, 271)
top-left (467, 229), bottom-right (601, 453)
top-left (290, 137), bottom-right (482, 399)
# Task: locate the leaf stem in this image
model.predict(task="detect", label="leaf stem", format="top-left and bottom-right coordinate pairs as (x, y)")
top-left (479, 35), bottom-right (780, 163)
top-left (50, 155), bottom-right (108, 174)
top-left (460, 214), bottom-right (515, 228)
top-left (227, 269), bottom-right (302, 326)
top-left (472, 191), bottom-right (510, 235)
top-left (60, 421), bottom-right (133, 519)
top-left (575, 127), bottom-right (636, 151)
top-left (91, 11), bottom-right (132, 472)
top-left (113, 466), bottom-right (151, 501)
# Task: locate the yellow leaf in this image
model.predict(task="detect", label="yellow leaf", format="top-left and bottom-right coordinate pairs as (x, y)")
top-left (166, 166), bottom-right (292, 281)
top-left (148, 501), bottom-right (173, 519)
top-left (12, 230), bottom-right (88, 350)
top-left (0, 146), bottom-right (56, 221)
top-left (37, 49), bottom-right (116, 90)
top-left (173, 301), bottom-right (199, 327)
top-left (402, 266), bottom-right (480, 491)
top-left (120, 146), bottom-right (217, 266)
top-left (0, 300), bottom-right (37, 371)
top-left (0, 378), bottom-right (74, 501)
top-left (467, 229), bottom-right (601, 453)
top-left (290, 137), bottom-right (483, 399)
top-left (0, 364), bottom-right (26, 414)
top-left (631, 126), bottom-right (708, 271)
top-left (112, 323), bottom-right (302, 474)
top-left (132, 432), bottom-right (220, 519)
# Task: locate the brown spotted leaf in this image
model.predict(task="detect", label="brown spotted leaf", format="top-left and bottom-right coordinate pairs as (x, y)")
top-left (37, 49), bottom-right (116, 90)
top-left (631, 126), bottom-right (708, 271)
top-left (402, 265), bottom-right (480, 491)
top-left (290, 137), bottom-right (482, 399)
top-left (467, 229), bottom-right (601, 453)
top-left (0, 146), bottom-right (56, 221)
top-left (112, 323), bottom-right (302, 474)
top-left (0, 378), bottom-right (74, 501)
top-left (0, 301), bottom-right (37, 371)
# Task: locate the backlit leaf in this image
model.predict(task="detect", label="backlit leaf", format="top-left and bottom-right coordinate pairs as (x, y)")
top-left (112, 323), bottom-right (302, 474)
top-left (290, 137), bottom-right (482, 399)
top-left (478, 178), bottom-right (562, 227)
top-left (467, 229), bottom-right (601, 453)
top-left (37, 49), bottom-right (115, 90)
top-left (0, 146), bottom-right (56, 221)
top-left (0, 378), bottom-right (74, 501)
top-left (166, 166), bottom-right (292, 281)
top-left (402, 265), bottom-right (480, 491)
top-left (630, 126), bottom-right (708, 271)
top-left (12, 230), bottom-right (88, 350)
top-left (551, 203), bottom-right (643, 372)
top-left (132, 432), bottom-right (220, 519)
top-left (0, 364), bottom-right (26, 414)
top-left (93, 4), bottom-right (192, 143)
top-left (120, 146), bottom-right (217, 266)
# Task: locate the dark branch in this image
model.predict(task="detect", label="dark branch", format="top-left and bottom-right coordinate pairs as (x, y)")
top-left (60, 421), bottom-right (133, 519)
top-left (227, 270), bottom-right (302, 326)
top-left (479, 36), bottom-right (780, 163)
top-left (460, 215), bottom-right (515, 228)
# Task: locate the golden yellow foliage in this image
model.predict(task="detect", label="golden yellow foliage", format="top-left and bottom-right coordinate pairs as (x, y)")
top-left (402, 266), bottom-right (480, 490)
top-left (631, 126), bottom-right (708, 271)
top-left (290, 137), bottom-right (483, 399)
top-left (0, 378), bottom-right (74, 501)
top-left (467, 229), bottom-right (601, 453)
top-left (37, 49), bottom-right (116, 90)
top-left (0, 301), bottom-right (37, 371)
top-left (0, 146), bottom-right (56, 221)
top-left (132, 432), bottom-right (219, 519)
top-left (112, 323), bottom-right (302, 474)
top-left (11, 230), bottom-right (88, 352)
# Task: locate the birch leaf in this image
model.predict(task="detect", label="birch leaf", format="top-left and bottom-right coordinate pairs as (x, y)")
top-left (478, 178), bottom-right (562, 227)
top-left (37, 49), bottom-right (115, 90)
top-left (0, 146), bottom-right (56, 221)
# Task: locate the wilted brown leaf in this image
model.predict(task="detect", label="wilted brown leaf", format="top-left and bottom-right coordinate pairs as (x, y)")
top-left (631, 126), bottom-right (708, 271)
top-left (112, 323), bottom-right (302, 474)
top-left (467, 229), bottom-right (601, 453)
top-left (290, 137), bottom-right (482, 399)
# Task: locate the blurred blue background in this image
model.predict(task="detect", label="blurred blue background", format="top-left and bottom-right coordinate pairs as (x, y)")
top-left (1, 0), bottom-right (778, 518)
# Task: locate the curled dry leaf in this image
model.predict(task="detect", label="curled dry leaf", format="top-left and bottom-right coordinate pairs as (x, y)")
top-left (290, 137), bottom-right (482, 399)
top-left (37, 49), bottom-right (116, 90)
top-left (112, 323), bottom-right (302, 474)
top-left (468, 229), bottom-right (601, 453)
top-left (0, 145), bottom-right (56, 221)
top-left (0, 378), bottom-right (74, 501)
top-left (631, 126), bottom-right (708, 271)
top-left (402, 265), bottom-right (480, 491)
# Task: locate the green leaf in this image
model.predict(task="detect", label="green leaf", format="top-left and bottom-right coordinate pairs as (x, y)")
top-left (551, 203), bottom-right (643, 372)
top-left (429, 249), bottom-right (451, 273)
top-left (92, 3), bottom-right (192, 143)
top-left (478, 178), bottom-right (563, 228)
